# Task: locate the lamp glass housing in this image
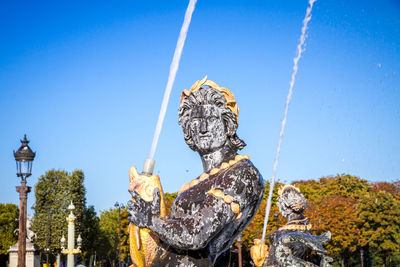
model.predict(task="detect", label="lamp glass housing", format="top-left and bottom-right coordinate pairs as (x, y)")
top-left (16, 159), bottom-right (33, 178)
top-left (77, 235), bottom-right (82, 246)
top-left (14, 135), bottom-right (35, 180)
top-left (61, 235), bottom-right (66, 247)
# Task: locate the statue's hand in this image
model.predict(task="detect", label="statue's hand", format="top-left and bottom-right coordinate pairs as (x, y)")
top-left (127, 187), bottom-right (161, 228)
top-left (250, 239), bottom-right (269, 267)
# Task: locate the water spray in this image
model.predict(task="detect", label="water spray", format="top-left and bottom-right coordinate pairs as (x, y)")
top-left (261, 0), bottom-right (317, 243)
top-left (142, 0), bottom-right (197, 175)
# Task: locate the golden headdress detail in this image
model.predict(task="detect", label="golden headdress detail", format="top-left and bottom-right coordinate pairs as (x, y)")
top-left (180, 76), bottom-right (239, 122)
top-left (278, 184), bottom-right (300, 196)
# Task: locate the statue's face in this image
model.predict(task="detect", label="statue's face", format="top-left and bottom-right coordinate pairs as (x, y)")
top-left (277, 197), bottom-right (291, 218)
top-left (189, 104), bottom-right (227, 153)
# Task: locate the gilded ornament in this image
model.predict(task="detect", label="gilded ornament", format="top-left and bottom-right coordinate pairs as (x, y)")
top-left (220, 162), bottom-right (230, 169)
top-left (250, 239), bottom-right (269, 267)
top-left (190, 179), bottom-right (200, 187)
top-left (234, 212), bottom-right (243, 221)
top-left (235, 155), bottom-right (244, 161)
top-left (180, 76), bottom-right (239, 122)
top-left (199, 173), bottom-right (209, 181)
top-left (213, 189), bottom-right (224, 199)
top-left (223, 195), bottom-right (233, 204)
top-left (231, 202), bottom-right (240, 214)
top-left (178, 182), bottom-right (190, 195)
top-left (128, 166), bottom-right (167, 267)
top-left (210, 168), bottom-right (219, 175)
top-left (277, 184), bottom-right (300, 196)
top-left (278, 223), bottom-right (312, 231)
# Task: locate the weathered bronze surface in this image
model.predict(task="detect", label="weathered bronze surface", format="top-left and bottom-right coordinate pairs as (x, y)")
top-left (128, 167), bottom-right (167, 267)
top-left (127, 78), bottom-right (264, 266)
top-left (251, 185), bottom-right (332, 267)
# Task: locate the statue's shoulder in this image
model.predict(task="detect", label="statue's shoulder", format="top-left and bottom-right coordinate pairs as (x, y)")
top-left (228, 157), bottom-right (263, 184)
top-left (217, 157), bottom-right (264, 200)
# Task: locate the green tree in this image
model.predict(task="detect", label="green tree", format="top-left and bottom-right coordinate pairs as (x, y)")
top-left (68, 170), bottom-right (86, 236)
top-left (0, 203), bottom-right (19, 265)
top-left (98, 207), bottom-right (129, 267)
top-left (81, 205), bottom-right (102, 264)
top-left (357, 190), bottom-right (400, 267)
top-left (164, 192), bottom-right (178, 216)
top-left (32, 169), bottom-right (94, 264)
top-left (295, 174), bottom-right (370, 202)
top-left (32, 170), bottom-right (69, 253)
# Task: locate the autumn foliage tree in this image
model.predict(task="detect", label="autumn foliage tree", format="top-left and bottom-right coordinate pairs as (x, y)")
top-left (241, 181), bottom-right (284, 248)
top-left (306, 195), bottom-right (366, 266)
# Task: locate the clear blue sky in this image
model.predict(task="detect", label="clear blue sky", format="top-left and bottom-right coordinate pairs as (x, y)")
top-left (1, 0), bottom-right (399, 214)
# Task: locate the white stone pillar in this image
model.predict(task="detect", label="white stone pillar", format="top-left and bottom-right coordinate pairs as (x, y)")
top-left (66, 211), bottom-right (76, 267)
top-left (56, 254), bottom-right (61, 267)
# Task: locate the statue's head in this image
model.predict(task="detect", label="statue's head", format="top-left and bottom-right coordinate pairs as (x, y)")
top-left (178, 77), bottom-right (246, 154)
top-left (277, 185), bottom-right (307, 218)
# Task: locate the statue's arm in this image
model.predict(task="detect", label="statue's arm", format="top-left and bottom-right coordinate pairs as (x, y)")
top-left (127, 161), bottom-right (263, 250)
top-left (128, 187), bottom-right (237, 250)
top-left (154, 193), bottom-right (238, 250)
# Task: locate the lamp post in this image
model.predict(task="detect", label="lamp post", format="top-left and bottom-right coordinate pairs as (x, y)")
top-left (360, 248), bottom-right (364, 267)
top-left (45, 208), bottom-right (51, 267)
top-left (114, 202), bottom-right (125, 267)
top-left (237, 233), bottom-right (242, 267)
top-left (61, 202), bottom-right (82, 267)
top-left (14, 134), bottom-right (36, 267)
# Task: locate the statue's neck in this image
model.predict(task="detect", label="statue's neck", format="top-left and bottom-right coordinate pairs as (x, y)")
top-left (287, 213), bottom-right (305, 222)
top-left (199, 144), bottom-right (237, 173)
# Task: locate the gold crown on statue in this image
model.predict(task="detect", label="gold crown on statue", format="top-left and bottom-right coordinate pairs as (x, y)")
top-left (180, 76), bottom-right (239, 122)
top-left (278, 184), bottom-right (300, 196)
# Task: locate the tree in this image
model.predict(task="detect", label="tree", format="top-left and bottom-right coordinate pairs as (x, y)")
top-left (68, 170), bottom-right (86, 237)
top-left (242, 181), bottom-right (284, 248)
top-left (306, 195), bottom-right (366, 266)
top-left (294, 175), bottom-right (370, 266)
top-left (98, 207), bottom-right (129, 267)
top-left (164, 192), bottom-right (178, 216)
top-left (370, 182), bottom-right (400, 199)
top-left (357, 190), bottom-right (400, 267)
top-left (32, 170), bottom-right (69, 253)
top-left (394, 180), bottom-right (400, 190)
top-left (81, 205), bottom-right (102, 264)
top-left (295, 174), bottom-right (370, 202)
top-left (32, 169), bottom-right (89, 263)
top-left (0, 203), bottom-right (19, 265)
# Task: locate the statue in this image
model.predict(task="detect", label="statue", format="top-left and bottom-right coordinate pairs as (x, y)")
top-left (127, 77), bottom-right (265, 267)
top-left (26, 217), bottom-right (37, 243)
top-left (250, 185), bottom-right (333, 267)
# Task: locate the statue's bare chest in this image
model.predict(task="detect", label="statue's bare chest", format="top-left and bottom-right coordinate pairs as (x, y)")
top-left (170, 176), bottom-right (217, 218)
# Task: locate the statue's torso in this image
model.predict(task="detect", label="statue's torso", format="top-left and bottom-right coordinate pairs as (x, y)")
top-left (152, 158), bottom-right (264, 266)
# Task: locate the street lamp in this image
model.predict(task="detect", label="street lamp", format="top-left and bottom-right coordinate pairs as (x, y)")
top-left (114, 202), bottom-right (125, 267)
top-left (45, 208), bottom-right (51, 267)
top-left (14, 134), bottom-right (36, 267)
top-left (237, 233), bottom-right (242, 267)
top-left (61, 202), bottom-right (82, 267)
